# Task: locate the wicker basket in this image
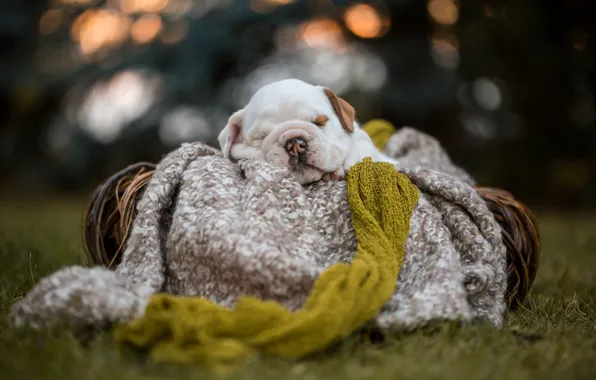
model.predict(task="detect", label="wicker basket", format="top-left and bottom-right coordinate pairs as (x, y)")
top-left (474, 187), bottom-right (541, 309)
top-left (83, 163), bottom-right (540, 310)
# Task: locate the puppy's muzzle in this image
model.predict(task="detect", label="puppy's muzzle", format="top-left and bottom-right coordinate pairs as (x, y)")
top-left (285, 137), bottom-right (308, 166)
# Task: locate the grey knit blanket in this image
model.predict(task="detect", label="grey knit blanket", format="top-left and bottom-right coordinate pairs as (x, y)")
top-left (10, 127), bottom-right (507, 333)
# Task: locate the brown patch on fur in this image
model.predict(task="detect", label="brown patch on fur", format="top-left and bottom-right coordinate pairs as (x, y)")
top-left (313, 114), bottom-right (329, 127)
top-left (323, 88), bottom-right (355, 134)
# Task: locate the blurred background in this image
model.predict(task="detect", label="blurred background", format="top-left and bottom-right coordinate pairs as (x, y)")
top-left (0, 0), bottom-right (594, 210)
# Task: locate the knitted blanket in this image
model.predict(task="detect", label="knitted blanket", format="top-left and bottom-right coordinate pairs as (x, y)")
top-left (10, 125), bottom-right (507, 342)
top-left (112, 159), bottom-right (420, 372)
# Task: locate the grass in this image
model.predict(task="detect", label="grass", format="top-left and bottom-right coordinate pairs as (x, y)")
top-left (0, 196), bottom-right (595, 379)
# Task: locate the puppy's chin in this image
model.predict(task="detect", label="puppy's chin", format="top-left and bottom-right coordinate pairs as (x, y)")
top-left (263, 146), bottom-right (338, 185)
top-left (227, 142), bottom-right (326, 184)
top-left (288, 165), bottom-right (326, 185)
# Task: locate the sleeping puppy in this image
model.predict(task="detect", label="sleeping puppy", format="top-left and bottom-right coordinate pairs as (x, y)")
top-left (217, 78), bottom-right (397, 184)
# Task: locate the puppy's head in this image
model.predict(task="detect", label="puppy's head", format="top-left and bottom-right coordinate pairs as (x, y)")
top-left (217, 79), bottom-right (356, 184)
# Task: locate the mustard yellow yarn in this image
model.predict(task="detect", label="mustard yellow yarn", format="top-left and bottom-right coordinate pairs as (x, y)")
top-left (113, 157), bottom-right (418, 373)
top-left (362, 119), bottom-right (398, 151)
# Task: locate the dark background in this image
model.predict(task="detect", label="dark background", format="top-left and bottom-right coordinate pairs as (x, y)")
top-left (0, 0), bottom-right (594, 210)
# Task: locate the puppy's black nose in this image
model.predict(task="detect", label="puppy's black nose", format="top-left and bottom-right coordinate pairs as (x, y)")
top-left (285, 137), bottom-right (307, 157)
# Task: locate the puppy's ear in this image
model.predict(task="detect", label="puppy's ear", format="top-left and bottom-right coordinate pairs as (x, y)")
top-left (323, 88), bottom-right (355, 134)
top-left (218, 109), bottom-right (244, 159)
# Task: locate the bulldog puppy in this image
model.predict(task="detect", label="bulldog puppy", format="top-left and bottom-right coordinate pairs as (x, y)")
top-left (217, 78), bottom-right (397, 184)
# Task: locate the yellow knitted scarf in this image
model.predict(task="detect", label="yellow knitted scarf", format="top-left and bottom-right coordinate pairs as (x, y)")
top-left (113, 124), bottom-right (417, 373)
top-left (361, 119), bottom-right (398, 151)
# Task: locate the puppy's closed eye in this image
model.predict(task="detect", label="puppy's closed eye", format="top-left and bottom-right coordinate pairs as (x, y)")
top-left (313, 114), bottom-right (329, 127)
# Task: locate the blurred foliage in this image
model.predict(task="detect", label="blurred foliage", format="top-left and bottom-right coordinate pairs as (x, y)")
top-left (0, 0), bottom-right (594, 210)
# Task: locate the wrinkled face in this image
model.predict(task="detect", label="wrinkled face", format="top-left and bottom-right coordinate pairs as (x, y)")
top-left (217, 79), bottom-right (356, 184)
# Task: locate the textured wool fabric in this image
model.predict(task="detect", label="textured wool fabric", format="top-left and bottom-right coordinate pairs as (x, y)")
top-left (9, 125), bottom-right (507, 338)
top-left (112, 159), bottom-right (419, 371)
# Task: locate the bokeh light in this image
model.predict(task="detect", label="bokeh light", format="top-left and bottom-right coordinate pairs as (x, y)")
top-left (18, 0), bottom-right (596, 211)
top-left (472, 78), bottom-right (502, 111)
top-left (71, 9), bottom-right (131, 57)
top-left (230, 37), bottom-right (388, 109)
top-left (431, 36), bottom-right (459, 70)
top-left (130, 14), bottom-right (163, 44)
top-left (120, 0), bottom-right (168, 14)
top-left (427, 0), bottom-right (459, 26)
top-left (462, 113), bottom-right (497, 140)
top-left (159, 107), bottom-right (212, 146)
top-left (344, 3), bottom-right (390, 39)
top-left (299, 18), bottom-right (344, 50)
top-left (350, 52), bottom-right (387, 92)
top-left (306, 50), bottom-right (353, 93)
top-left (77, 70), bottom-right (162, 143)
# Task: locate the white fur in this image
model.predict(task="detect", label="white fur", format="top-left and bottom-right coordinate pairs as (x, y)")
top-left (218, 78), bottom-right (397, 184)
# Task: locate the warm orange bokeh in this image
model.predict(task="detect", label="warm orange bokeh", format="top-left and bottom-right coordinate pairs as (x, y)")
top-left (344, 3), bottom-right (389, 39)
top-left (131, 14), bottom-right (163, 44)
top-left (427, 0), bottom-right (459, 26)
top-left (300, 18), bottom-right (344, 50)
top-left (72, 9), bottom-right (131, 56)
top-left (120, 0), bottom-right (168, 14)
